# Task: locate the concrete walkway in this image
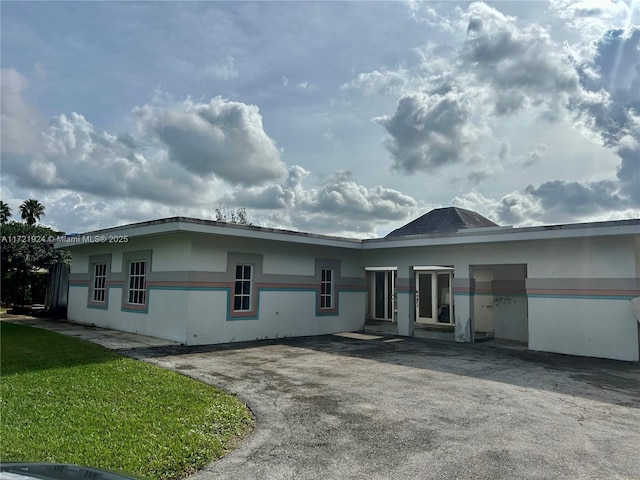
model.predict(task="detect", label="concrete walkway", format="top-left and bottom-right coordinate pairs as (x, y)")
top-left (1, 315), bottom-right (180, 350)
top-left (4, 316), bottom-right (640, 479)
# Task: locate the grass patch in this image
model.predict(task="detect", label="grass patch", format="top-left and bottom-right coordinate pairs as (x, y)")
top-left (0, 322), bottom-right (252, 479)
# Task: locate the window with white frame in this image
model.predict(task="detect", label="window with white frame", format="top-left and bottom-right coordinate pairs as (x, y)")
top-left (320, 268), bottom-right (333, 309)
top-left (127, 260), bottom-right (147, 305)
top-left (92, 263), bottom-right (107, 302)
top-left (234, 265), bottom-right (252, 311)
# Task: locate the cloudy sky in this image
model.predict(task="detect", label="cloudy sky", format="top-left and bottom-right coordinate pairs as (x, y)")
top-left (2, 1), bottom-right (639, 237)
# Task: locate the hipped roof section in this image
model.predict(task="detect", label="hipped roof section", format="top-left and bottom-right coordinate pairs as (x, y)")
top-left (385, 207), bottom-right (499, 238)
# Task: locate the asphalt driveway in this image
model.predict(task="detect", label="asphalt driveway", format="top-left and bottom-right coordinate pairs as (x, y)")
top-left (128, 332), bottom-right (640, 480)
top-left (7, 317), bottom-right (640, 479)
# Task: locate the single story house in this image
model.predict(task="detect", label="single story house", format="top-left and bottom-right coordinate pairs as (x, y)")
top-left (58, 207), bottom-right (640, 361)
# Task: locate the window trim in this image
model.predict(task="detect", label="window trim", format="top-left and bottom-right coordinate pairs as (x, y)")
top-left (87, 254), bottom-right (111, 309)
top-left (121, 250), bottom-right (152, 312)
top-left (92, 263), bottom-right (108, 302)
top-left (127, 260), bottom-right (147, 306)
top-left (233, 264), bottom-right (253, 312)
top-left (316, 259), bottom-right (339, 315)
top-left (320, 268), bottom-right (333, 309)
top-left (227, 253), bottom-right (262, 319)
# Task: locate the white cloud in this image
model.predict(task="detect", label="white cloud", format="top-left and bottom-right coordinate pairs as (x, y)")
top-left (202, 55), bottom-right (238, 81)
top-left (345, 2), bottom-right (640, 224)
top-left (549, 0), bottom-right (638, 39)
top-left (453, 177), bottom-right (635, 227)
top-left (1, 69), bottom-right (45, 155)
top-left (591, 26), bottom-right (640, 105)
top-left (517, 143), bottom-right (550, 169)
top-left (306, 170), bottom-right (418, 220)
top-left (4, 110), bottom-right (223, 205)
top-left (460, 2), bottom-right (579, 117)
top-left (1, 65), bottom-right (422, 237)
top-left (133, 95), bottom-right (287, 186)
top-left (374, 86), bottom-right (487, 174)
top-left (3, 2), bottom-right (639, 237)
top-left (405, 1), bottom-right (456, 33)
top-left (2, 77), bottom-right (285, 206)
top-left (525, 179), bottom-right (628, 216)
top-left (222, 166), bottom-right (421, 236)
top-left (295, 82), bottom-right (317, 93)
top-left (341, 68), bottom-right (416, 97)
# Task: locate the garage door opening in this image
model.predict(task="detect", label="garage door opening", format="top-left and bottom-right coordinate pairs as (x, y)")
top-left (471, 264), bottom-right (528, 345)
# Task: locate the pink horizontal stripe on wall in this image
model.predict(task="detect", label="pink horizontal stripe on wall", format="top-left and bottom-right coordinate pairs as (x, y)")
top-left (70, 280), bottom-right (124, 287)
top-left (451, 289), bottom-right (496, 295)
top-left (527, 288), bottom-right (640, 297)
top-left (147, 281), bottom-right (230, 289)
top-left (257, 282), bottom-right (318, 290)
top-left (453, 287), bottom-right (473, 294)
top-left (74, 280), bottom-right (369, 292)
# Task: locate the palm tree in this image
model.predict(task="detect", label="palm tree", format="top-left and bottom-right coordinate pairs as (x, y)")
top-left (0, 201), bottom-right (11, 225)
top-left (19, 199), bottom-right (45, 226)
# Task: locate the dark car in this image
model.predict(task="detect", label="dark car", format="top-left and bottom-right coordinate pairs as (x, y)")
top-left (0, 463), bottom-right (145, 480)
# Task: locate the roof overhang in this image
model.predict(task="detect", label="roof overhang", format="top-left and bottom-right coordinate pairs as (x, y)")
top-left (55, 216), bottom-right (640, 251)
top-left (362, 219), bottom-right (640, 249)
top-left (55, 217), bottom-right (363, 250)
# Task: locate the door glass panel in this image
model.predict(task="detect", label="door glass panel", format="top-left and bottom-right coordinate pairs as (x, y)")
top-left (437, 273), bottom-right (451, 323)
top-left (386, 271), bottom-right (394, 319)
top-left (418, 273), bottom-right (432, 318)
top-left (375, 272), bottom-right (385, 318)
top-left (437, 274), bottom-right (450, 305)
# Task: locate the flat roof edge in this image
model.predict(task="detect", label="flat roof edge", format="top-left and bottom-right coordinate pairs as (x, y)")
top-left (363, 218), bottom-right (640, 244)
top-left (57, 216), bottom-right (364, 248)
top-left (56, 216), bottom-right (640, 250)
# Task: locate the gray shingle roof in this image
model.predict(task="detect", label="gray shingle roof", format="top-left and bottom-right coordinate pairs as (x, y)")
top-left (386, 207), bottom-right (499, 238)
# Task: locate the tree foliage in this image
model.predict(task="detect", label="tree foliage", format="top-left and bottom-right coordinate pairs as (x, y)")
top-left (1, 221), bottom-right (70, 305)
top-left (0, 201), bottom-right (11, 224)
top-left (20, 199), bottom-right (45, 226)
top-left (214, 207), bottom-right (251, 225)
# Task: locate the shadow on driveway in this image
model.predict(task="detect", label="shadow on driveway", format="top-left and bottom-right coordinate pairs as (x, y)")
top-left (137, 332), bottom-right (640, 480)
top-left (120, 332), bottom-right (640, 409)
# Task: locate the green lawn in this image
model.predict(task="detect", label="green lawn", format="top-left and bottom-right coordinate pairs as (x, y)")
top-left (0, 322), bottom-right (252, 479)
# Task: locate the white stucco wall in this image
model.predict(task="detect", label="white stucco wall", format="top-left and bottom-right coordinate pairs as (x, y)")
top-left (493, 296), bottom-right (528, 342)
top-left (186, 290), bottom-right (364, 345)
top-left (66, 235), bottom-right (192, 342)
top-left (188, 235), bottom-right (228, 272)
top-left (184, 235), bottom-right (365, 345)
top-left (363, 235), bottom-right (638, 360)
top-left (472, 268), bottom-right (494, 334)
top-left (396, 292), bottom-right (412, 336)
top-left (365, 236), bottom-right (635, 279)
top-left (529, 297), bottom-right (638, 361)
top-left (189, 234), bottom-right (364, 276)
top-left (522, 237), bottom-right (635, 278)
top-left (67, 285), bottom-right (188, 343)
top-left (67, 232), bottom-right (366, 346)
top-left (64, 222), bottom-right (639, 361)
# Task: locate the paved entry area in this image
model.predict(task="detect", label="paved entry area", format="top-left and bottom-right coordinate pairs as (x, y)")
top-left (140, 333), bottom-right (640, 480)
top-left (6, 318), bottom-right (640, 479)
